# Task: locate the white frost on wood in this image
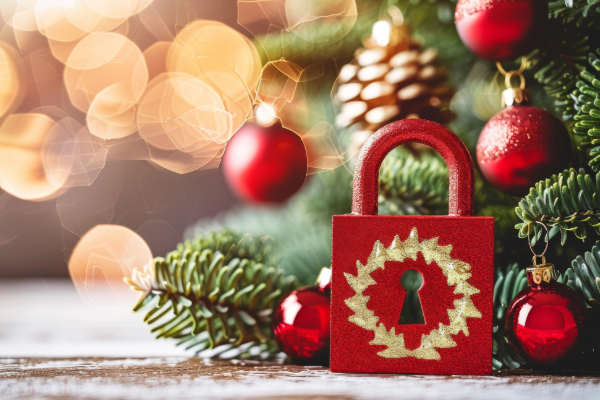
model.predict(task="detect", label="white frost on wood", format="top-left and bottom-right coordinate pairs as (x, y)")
top-left (0, 279), bottom-right (189, 357)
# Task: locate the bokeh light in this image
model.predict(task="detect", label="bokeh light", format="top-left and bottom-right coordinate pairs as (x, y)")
top-left (64, 32), bottom-right (147, 115)
top-left (0, 112), bottom-right (62, 201)
top-left (256, 60), bottom-right (344, 173)
top-left (68, 224), bottom-right (152, 307)
top-left (137, 72), bottom-right (231, 173)
top-left (0, 0), bottom-right (354, 282)
top-left (238, 0), bottom-right (357, 44)
top-left (286, 0), bottom-right (357, 44)
top-left (166, 20), bottom-right (259, 140)
top-left (0, 42), bottom-right (21, 119)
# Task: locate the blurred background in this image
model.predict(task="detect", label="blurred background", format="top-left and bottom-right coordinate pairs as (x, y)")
top-left (0, 0), bottom-right (371, 280)
top-left (0, 0), bottom-right (245, 277)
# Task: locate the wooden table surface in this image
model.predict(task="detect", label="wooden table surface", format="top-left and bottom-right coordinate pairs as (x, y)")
top-left (1, 280), bottom-right (599, 400)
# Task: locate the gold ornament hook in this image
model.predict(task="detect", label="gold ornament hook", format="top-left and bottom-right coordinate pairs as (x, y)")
top-left (504, 71), bottom-right (526, 90)
top-left (527, 221), bottom-right (549, 258)
top-left (497, 58), bottom-right (530, 106)
top-left (525, 222), bottom-right (556, 285)
top-left (496, 57), bottom-right (527, 77)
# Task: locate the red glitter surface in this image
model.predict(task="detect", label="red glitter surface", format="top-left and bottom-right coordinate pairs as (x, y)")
top-left (364, 256), bottom-right (463, 351)
top-left (332, 119), bottom-right (494, 375)
top-left (352, 119), bottom-right (475, 217)
top-left (476, 106), bottom-right (571, 196)
top-left (506, 279), bottom-right (588, 366)
top-left (455, 0), bottom-right (532, 21)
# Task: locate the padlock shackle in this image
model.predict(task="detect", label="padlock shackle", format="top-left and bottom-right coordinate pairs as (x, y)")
top-left (352, 119), bottom-right (475, 216)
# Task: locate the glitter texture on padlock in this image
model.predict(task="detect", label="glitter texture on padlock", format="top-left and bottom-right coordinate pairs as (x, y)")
top-left (332, 119), bottom-right (494, 375)
top-left (506, 261), bottom-right (588, 366)
top-left (352, 120), bottom-right (476, 217)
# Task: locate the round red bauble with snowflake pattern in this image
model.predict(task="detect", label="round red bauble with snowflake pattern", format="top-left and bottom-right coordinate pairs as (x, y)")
top-left (222, 122), bottom-right (307, 203)
top-left (455, 0), bottom-right (547, 62)
top-left (272, 270), bottom-right (331, 364)
top-left (476, 103), bottom-right (571, 197)
top-left (506, 266), bottom-right (588, 366)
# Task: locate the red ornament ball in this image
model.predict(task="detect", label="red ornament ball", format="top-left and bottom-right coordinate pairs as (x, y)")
top-left (222, 123), bottom-right (307, 203)
top-left (455, 0), bottom-right (546, 62)
top-left (476, 105), bottom-right (571, 197)
top-left (272, 284), bottom-right (331, 364)
top-left (506, 270), bottom-right (588, 366)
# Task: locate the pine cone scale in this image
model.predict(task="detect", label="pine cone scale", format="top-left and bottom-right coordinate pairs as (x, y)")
top-left (334, 23), bottom-right (455, 157)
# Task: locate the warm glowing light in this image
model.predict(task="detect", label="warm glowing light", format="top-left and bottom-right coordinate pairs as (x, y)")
top-left (35, 0), bottom-right (77, 10)
top-left (167, 21), bottom-right (259, 136)
top-left (255, 104), bottom-right (278, 127)
top-left (87, 83), bottom-right (138, 139)
top-left (64, 32), bottom-right (148, 114)
top-left (137, 73), bottom-right (232, 173)
top-left (372, 20), bottom-right (392, 47)
top-left (0, 42), bottom-right (20, 119)
top-left (0, 113), bottom-right (63, 201)
top-left (239, 0), bottom-right (357, 44)
top-left (69, 224), bottom-right (153, 307)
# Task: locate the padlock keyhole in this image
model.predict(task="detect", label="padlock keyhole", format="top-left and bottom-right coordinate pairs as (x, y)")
top-left (398, 269), bottom-right (425, 325)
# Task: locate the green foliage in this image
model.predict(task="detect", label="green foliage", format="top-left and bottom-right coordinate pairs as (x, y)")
top-left (528, 0), bottom-right (600, 169)
top-left (567, 240), bottom-right (600, 306)
top-left (393, 0), bottom-right (473, 84)
top-left (576, 70), bottom-right (600, 167)
top-left (129, 230), bottom-right (298, 358)
top-left (378, 148), bottom-right (449, 215)
top-left (528, 27), bottom-right (590, 119)
top-left (515, 168), bottom-right (600, 245)
top-left (549, 0), bottom-right (600, 26)
top-left (379, 148), bottom-right (520, 259)
top-left (492, 263), bottom-right (527, 370)
top-left (254, 7), bottom-right (377, 63)
top-left (189, 167), bottom-right (352, 285)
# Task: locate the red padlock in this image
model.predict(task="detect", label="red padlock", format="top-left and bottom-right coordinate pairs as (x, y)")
top-left (331, 119), bottom-right (494, 375)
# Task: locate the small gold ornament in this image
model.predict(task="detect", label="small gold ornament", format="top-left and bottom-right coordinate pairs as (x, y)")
top-left (344, 228), bottom-right (482, 360)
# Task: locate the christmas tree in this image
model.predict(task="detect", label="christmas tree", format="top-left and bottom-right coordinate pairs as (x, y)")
top-left (127, 0), bottom-right (600, 370)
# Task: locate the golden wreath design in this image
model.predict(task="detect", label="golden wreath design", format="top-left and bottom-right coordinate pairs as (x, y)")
top-left (344, 228), bottom-right (482, 360)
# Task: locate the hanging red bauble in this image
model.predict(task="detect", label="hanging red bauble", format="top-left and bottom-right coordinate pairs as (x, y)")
top-left (476, 88), bottom-right (571, 197)
top-left (222, 122), bottom-right (307, 203)
top-left (272, 268), bottom-right (331, 364)
top-left (506, 260), bottom-right (588, 366)
top-left (455, 0), bottom-right (546, 62)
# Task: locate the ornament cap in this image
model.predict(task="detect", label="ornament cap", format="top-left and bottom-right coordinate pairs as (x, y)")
top-left (526, 256), bottom-right (557, 286)
top-left (502, 88), bottom-right (532, 107)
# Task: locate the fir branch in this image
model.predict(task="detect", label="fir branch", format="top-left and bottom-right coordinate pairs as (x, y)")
top-left (189, 167), bottom-right (353, 285)
top-left (567, 240), bottom-right (600, 306)
top-left (576, 62), bottom-right (600, 167)
top-left (378, 148), bottom-right (449, 215)
top-left (529, 1), bottom-right (600, 170)
top-left (549, 0), bottom-right (600, 26)
top-left (527, 23), bottom-right (590, 119)
top-left (515, 168), bottom-right (600, 245)
top-left (126, 230), bottom-right (298, 358)
top-left (492, 263), bottom-right (527, 370)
